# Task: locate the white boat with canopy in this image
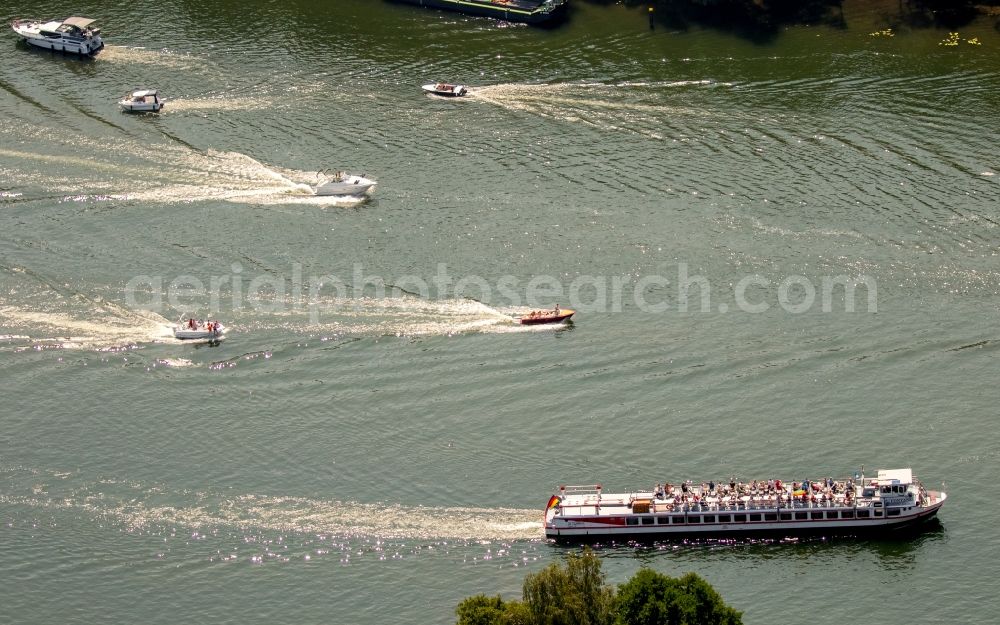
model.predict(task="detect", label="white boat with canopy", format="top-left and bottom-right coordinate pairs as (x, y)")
top-left (120, 89), bottom-right (164, 113)
top-left (11, 17), bottom-right (104, 56)
top-left (545, 467), bottom-right (946, 541)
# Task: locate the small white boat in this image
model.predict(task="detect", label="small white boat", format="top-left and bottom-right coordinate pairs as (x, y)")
top-left (422, 83), bottom-right (468, 97)
top-left (173, 319), bottom-right (225, 341)
top-left (11, 17), bottom-right (104, 56)
top-left (120, 89), bottom-right (164, 113)
top-left (313, 171), bottom-right (376, 197)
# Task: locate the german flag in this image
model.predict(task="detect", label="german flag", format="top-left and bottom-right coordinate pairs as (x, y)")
top-left (546, 495), bottom-right (561, 510)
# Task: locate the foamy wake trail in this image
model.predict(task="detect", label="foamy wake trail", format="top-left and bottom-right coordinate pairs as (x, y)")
top-left (0, 467), bottom-right (542, 541)
top-left (97, 45), bottom-right (208, 70)
top-left (165, 96), bottom-right (274, 112)
top-left (0, 121), bottom-right (367, 206)
top-left (239, 296), bottom-right (559, 337)
top-left (0, 304), bottom-right (174, 350)
top-left (466, 82), bottom-right (718, 140)
top-left (165, 84), bottom-right (324, 113)
top-left (97, 496), bottom-right (543, 541)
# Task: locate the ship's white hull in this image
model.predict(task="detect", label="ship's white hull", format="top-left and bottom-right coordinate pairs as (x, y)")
top-left (21, 36), bottom-right (102, 55)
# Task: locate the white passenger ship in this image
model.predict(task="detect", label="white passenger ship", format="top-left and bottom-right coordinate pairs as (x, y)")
top-left (544, 468), bottom-right (946, 541)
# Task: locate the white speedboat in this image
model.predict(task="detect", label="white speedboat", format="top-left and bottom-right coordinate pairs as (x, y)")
top-left (422, 83), bottom-right (468, 97)
top-left (11, 17), bottom-right (104, 56)
top-left (120, 89), bottom-right (164, 113)
top-left (174, 319), bottom-right (225, 341)
top-left (313, 171), bottom-right (376, 197)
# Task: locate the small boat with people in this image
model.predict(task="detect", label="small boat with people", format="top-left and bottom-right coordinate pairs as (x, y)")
top-left (519, 305), bottom-right (574, 325)
top-left (313, 171), bottom-right (377, 197)
top-left (544, 468), bottom-right (946, 542)
top-left (173, 318), bottom-right (225, 341)
top-left (422, 83), bottom-right (468, 98)
top-left (11, 16), bottom-right (104, 56)
top-left (120, 89), bottom-right (164, 113)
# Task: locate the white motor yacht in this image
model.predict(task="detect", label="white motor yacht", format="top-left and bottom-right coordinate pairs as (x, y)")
top-left (11, 17), bottom-right (104, 56)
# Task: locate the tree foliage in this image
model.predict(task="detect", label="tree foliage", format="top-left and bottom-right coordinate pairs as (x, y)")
top-left (614, 569), bottom-right (742, 625)
top-left (455, 549), bottom-right (742, 625)
top-left (522, 549), bottom-right (616, 625)
top-left (457, 595), bottom-right (510, 625)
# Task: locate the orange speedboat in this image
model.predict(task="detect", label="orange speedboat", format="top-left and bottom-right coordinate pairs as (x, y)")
top-left (519, 307), bottom-right (574, 325)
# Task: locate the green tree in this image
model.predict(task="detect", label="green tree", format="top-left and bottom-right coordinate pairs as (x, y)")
top-left (614, 569), bottom-right (742, 625)
top-left (455, 550), bottom-right (742, 625)
top-left (499, 601), bottom-right (534, 625)
top-left (522, 548), bottom-right (616, 625)
top-left (455, 594), bottom-right (534, 625)
top-left (457, 595), bottom-right (508, 625)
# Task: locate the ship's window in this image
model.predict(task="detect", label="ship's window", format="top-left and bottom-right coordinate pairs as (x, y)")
top-left (887, 509), bottom-right (901, 517)
top-left (718, 515), bottom-right (731, 523)
top-left (657, 516), bottom-right (669, 525)
top-left (626, 517), bottom-right (639, 526)
top-left (734, 514), bottom-right (747, 523)
top-left (857, 510), bottom-right (870, 518)
top-left (642, 517), bottom-right (654, 525)
top-left (749, 514), bottom-right (762, 522)
top-left (842, 510), bottom-right (855, 519)
top-left (689, 516), bottom-right (701, 524)
top-left (780, 512), bottom-right (792, 521)
top-left (764, 513), bottom-right (777, 521)
top-left (703, 515), bottom-right (715, 524)
top-left (795, 512), bottom-right (808, 520)
top-left (874, 510), bottom-right (883, 517)
top-left (811, 512), bottom-right (823, 520)
top-left (670, 515), bottom-right (685, 524)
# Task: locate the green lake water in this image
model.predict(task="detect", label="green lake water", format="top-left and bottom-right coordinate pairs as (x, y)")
top-left (1, 1), bottom-right (998, 622)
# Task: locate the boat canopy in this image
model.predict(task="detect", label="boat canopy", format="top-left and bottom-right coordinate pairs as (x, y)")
top-left (63, 17), bottom-right (97, 28)
top-left (876, 468), bottom-right (913, 485)
top-left (131, 89), bottom-right (158, 97)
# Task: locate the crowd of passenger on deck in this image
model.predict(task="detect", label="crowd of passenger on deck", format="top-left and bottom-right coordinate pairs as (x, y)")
top-left (648, 477), bottom-right (859, 509)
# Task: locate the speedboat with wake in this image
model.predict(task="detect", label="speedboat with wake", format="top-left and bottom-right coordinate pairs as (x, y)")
top-left (422, 83), bottom-right (468, 98)
top-left (519, 306), bottom-right (574, 325)
top-left (120, 89), bottom-right (164, 113)
top-left (313, 171), bottom-right (376, 197)
top-left (174, 318), bottom-right (225, 341)
top-left (11, 17), bottom-right (104, 56)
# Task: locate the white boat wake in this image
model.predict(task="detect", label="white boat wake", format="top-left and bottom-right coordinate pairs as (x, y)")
top-left (0, 467), bottom-right (543, 543)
